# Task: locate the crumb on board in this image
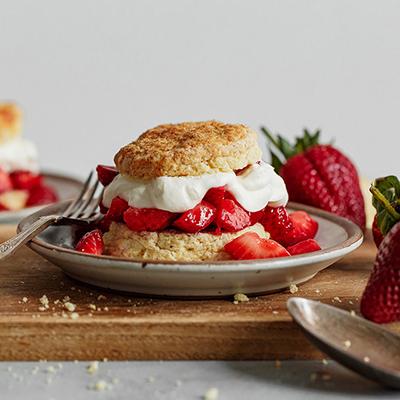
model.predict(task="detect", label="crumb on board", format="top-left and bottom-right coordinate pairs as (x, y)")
top-left (233, 293), bottom-right (249, 304)
top-left (289, 284), bottom-right (298, 294)
top-left (92, 380), bottom-right (108, 391)
top-left (344, 340), bottom-right (351, 349)
top-left (39, 295), bottom-right (49, 309)
top-left (64, 302), bottom-right (76, 312)
top-left (363, 356), bottom-right (370, 363)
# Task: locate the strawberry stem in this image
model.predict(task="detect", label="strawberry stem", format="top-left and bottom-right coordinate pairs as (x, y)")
top-left (370, 185), bottom-right (400, 220)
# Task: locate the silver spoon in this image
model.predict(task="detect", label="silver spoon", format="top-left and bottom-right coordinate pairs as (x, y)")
top-left (287, 297), bottom-right (400, 389)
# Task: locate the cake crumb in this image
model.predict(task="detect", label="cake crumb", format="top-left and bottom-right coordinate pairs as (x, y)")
top-left (344, 340), bottom-right (351, 349)
top-left (87, 361), bottom-right (99, 375)
top-left (64, 302), bottom-right (76, 312)
top-left (363, 356), bottom-right (370, 363)
top-left (93, 380), bottom-right (108, 391)
top-left (70, 312), bottom-right (79, 320)
top-left (350, 310), bottom-right (356, 316)
top-left (38, 306), bottom-right (46, 312)
top-left (22, 297), bottom-right (28, 303)
top-left (289, 284), bottom-right (298, 294)
top-left (97, 295), bottom-right (107, 301)
top-left (272, 310), bottom-right (279, 315)
top-left (39, 295), bottom-right (49, 309)
top-left (233, 293), bottom-right (249, 304)
top-left (322, 358), bottom-right (328, 365)
top-left (88, 304), bottom-right (97, 311)
top-left (333, 296), bottom-right (342, 303)
top-left (203, 387), bottom-right (219, 400)
top-left (62, 296), bottom-right (70, 303)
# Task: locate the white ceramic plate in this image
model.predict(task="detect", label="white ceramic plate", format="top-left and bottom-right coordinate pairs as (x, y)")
top-left (0, 171), bottom-right (83, 224)
top-left (17, 202), bottom-right (363, 297)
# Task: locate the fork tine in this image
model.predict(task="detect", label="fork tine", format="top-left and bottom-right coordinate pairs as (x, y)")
top-left (69, 179), bottom-right (100, 219)
top-left (82, 187), bottom-right (104, 219)
top-left (63, 171), bottom-right (94, 217)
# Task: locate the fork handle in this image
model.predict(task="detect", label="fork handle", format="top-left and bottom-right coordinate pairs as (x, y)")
top-left (0, 215), bottom-right (58, 260)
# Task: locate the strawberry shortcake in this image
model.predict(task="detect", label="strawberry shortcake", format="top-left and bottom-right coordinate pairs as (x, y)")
top-left (0, 103), bottom-right (57, 210)
top-left (76, 121), bottom-right (321, 261)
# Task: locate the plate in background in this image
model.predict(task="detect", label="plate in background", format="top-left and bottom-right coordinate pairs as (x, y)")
top-left (0, 171), bottom-right (83, 224)
top-left (17, 202), bottom-right (363, 297)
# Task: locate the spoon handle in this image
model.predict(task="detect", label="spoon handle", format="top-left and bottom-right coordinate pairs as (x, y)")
top-left (0, 215), bottom-right (58, 260)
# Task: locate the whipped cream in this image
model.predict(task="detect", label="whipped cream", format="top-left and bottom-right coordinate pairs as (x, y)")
top-left (0, 137), bottom-right (39, 173)
top-left (103, 161), bottom-right (288, 213)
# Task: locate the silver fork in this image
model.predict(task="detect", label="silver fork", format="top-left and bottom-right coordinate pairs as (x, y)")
top-left (0, 172), bottom-right (103, 260)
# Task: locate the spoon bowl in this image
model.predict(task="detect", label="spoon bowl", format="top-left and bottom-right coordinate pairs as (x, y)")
top-left (287, 297), bottom-right (400, 389)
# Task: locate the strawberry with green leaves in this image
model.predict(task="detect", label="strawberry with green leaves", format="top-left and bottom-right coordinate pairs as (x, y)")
top-left (262, 127), bottom-right (366, 229)
top-left (370, 175), bottom-right (400, 248)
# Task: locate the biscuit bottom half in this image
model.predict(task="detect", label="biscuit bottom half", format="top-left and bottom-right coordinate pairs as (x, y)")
top-left (103, 222), bottom-right (269, 262)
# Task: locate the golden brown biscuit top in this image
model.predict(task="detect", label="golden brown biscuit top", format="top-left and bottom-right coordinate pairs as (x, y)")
top-left (115, 120), bottom-right (262, 178)
top-left (0, 103), bottom-right (22, 143)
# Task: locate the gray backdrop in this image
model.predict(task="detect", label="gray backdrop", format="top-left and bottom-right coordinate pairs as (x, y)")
top-left (0, 0), bottom-right (398, 178)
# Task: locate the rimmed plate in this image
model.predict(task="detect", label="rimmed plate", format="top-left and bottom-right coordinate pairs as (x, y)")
top-left (17, 202), bottom-right (363, 297)
top-left (0, 171), bottom-right (83, 224)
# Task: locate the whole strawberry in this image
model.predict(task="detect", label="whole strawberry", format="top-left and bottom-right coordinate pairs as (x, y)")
top-left (360, 221), bottom-right (400, 323)
top-left (262, 128), bottom-right (366, 229)
top-left (369, 175), bottom-right (400, 248)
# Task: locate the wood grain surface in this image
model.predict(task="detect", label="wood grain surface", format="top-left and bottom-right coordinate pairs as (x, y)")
top-left (0, 226), bottom-right (398, 361)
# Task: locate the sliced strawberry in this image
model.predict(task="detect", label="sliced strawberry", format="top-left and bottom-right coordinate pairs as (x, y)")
top-left (96, 165), bottom-right (119, 186)
top-left (75, 229), bottom-right (104, 255)
top-left (26, 184), bottom-right (58, 206)
top-left (123, 207), bottom-right (176, 232)
top-left (287, 239), bottom-right (321, 256)
top-left (260, 206), bottom-right (294, 246)
top-left (249, 210), bottom-right (265, 225)
top-left (215, 199), bottom-right (251, 232)
top-left (0, 169), bottom-right (12, 194)
top-left (105, 197), bottom-right (128, 222)
top-left (203, 186), bottom-right (225, 207)
top-left (224, 232), bottom-right (290, 260)
top-left (10, 170), bottom-right (42, 190)
top-left (99, 197), bottom-right (129, 231)
top-left (287, 211), bottom-right (318, 245)
top-left (173, 201), bottom-right (216, 233)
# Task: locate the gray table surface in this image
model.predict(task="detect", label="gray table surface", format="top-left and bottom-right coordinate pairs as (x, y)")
top-left (1, 360), bottom-right (398, 400)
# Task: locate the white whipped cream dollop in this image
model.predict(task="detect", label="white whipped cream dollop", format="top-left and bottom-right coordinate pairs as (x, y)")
top-left (103, 161), bottom-right (288, 213)
top-left (0, 137), bottom-right (39, 173)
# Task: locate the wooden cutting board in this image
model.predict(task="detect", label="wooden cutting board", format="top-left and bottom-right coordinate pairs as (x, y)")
top-left (0, 226), bottom-right (398, 361)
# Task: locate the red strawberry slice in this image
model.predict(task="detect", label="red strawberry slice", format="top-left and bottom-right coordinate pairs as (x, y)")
top-left (360, 221), bottom-right (400, 323)
top-left (123, 207), bottom-right (176, 232)
top-left (0, 168), bottom-right (12, 194)
top-left (287, 211), bottom-right (318, 244)
top-left (203, 186), bottom-right (225, 207)
top-left (96, 165), bottom-right (119, 186)
top-left (216, 199), bottom-right (251, 232)
top-left (260, 206), bottom-right (294, 246)
top-left (287, 239), bottom-right (321, 255)
top-left (10, 170), bottom-right (42, 190)
top-left (224, 232), bottom-right (290, 260)
top-left (26, 184), bottom-right (58, 206)
top-left (173, 201), bottom-right (216, 233)
top-left (249, 209), bottom-right (265, 225)
top-left (99, 197), bottom-right (129, 231)
top-left (105, 197), bottom-right (128, 222)
top-left (75, 229), bottom-right (104, 255)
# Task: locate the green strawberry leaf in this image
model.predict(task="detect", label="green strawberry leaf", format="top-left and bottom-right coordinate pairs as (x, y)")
top-left (370, 175), bottom-right (400, 235)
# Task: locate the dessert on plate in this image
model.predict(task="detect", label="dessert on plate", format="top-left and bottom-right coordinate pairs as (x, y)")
top-left (75, 121), bottom-right (321, 261)
top-left (0, 102), bottom-right (58, 211)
